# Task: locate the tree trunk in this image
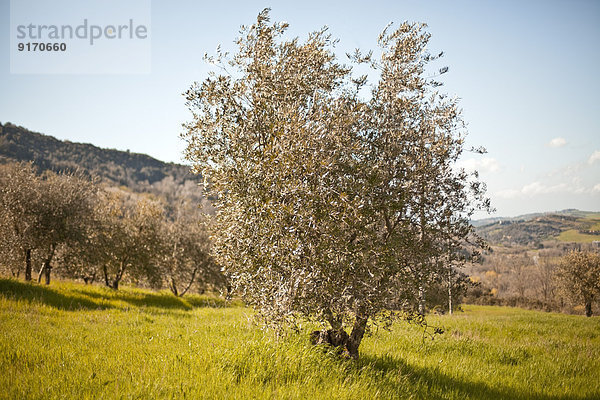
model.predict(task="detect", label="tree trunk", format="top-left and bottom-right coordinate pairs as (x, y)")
top-left (448, 270), bottom-right (453, 315)
top-left (326, 309), bottom-right (343, 331)
top-left (44, 264), bottom-right (51, 285)
top-left (37, 244), bottom-right (56, 285)
top-left (110, 260), bottom-right (126, 290)
top-left (178, 266), bottom-right (199, 297)
top-left (585, 302), bottom-right (592, 317)
top-left (347, 316), bottom-right (368, 359)
top-left (104, 261), bottom-right (125, 290)
top-left (103, 265), bottom-right (110, 287)
top-left (169, 276), bottom-right (179, 296)
top-left (310, 329), bottom-right (349, 350)
top-left (24, 248), bottom-right (32, 281)
top-left (37, 263), bottom-right (45, 284)
top-left (418, 285), bottom-right (426, 315)
top-left (310, 315), bottom-right (368, 359)
top-left (37, 262), bottom-right (52, 285)
top-left (83, 270), bottom-right (96, 285)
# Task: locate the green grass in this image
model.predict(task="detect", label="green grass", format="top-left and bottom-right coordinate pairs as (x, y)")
top-left (581, 213), bottom-right (600, 220)
top-left (1, 279), bottom-right (599, 399)
top-left (584, 217), bottom-right (600, 231)
top-left (555, 214), bottom-right (600, 242)
top-left (556, 229), bottom-right (600, 243)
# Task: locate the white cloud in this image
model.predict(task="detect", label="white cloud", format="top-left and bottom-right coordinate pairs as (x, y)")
top-left (521, 181), bottom-right (568, 195)
top-left (588, 150), bottom-right (600, 165)
top-left (456, 157), bottom-right (500, 173)
top-left (548, 137), bottom-right (567, 148)
top-left (496, 181), bottom-right (598, 199)
top-left (519, 181), bottom-right (545, 196)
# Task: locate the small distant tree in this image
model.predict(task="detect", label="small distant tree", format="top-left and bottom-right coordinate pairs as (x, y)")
top-left (425, 269), bottom-right (473, 314)
top-left (0, 162), bottom-right (43, 281)
top-left (533, 255), bottom-right (558, 305)
top-left (35, 171), bottom-right (98, 284)
top-left (556, 250), bottom-right (600, 317)
top-left (92, 192), bottom-right (164, 290)
top-left (0, 163), bottom-right (97, 284)
top-left (0, 212), bottom-right (23, 278)
top-left (161, 202), bottom-right (223, 296)
top-left (510, 254), bottom-right (532, 299)
top-left (183, 10), bottom-right (489, 358)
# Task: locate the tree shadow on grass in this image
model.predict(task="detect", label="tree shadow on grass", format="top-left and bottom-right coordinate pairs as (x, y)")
top-left (70, 286), bottom-right (230, 310)
top-left (0, 278), bottom-right (111, 311)
top-left (186, 295), bottom-right (230, 308)
top-left (356, 353), bottom-right (596, 400)
top-left (113, 291), bottom-right (195, 310)
top-left (1, 278), bottom-right (234, 312)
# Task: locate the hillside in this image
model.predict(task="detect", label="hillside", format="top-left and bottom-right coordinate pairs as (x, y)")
top-left (471, 209), bottom-right (598, 227)
top-left (475, 211), bottom-right (600, 246)
top-left (0, 122), bottom-right (197, 191)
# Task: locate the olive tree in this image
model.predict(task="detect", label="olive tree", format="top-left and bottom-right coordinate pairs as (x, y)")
top-left (0, 163), bottom-right (97, 284)
top-left (35, 171), bottom-right (98, 284)
top-left (556, 250), bottom-right (600, 317)
top-left (161, 201), bottom-right (223, 296)
top-left (92, 192), bottom-right (164, 290)
top-left (183, 10), bottom-right (489, 358)
top-left (0, 162), bottom-right (43, 280)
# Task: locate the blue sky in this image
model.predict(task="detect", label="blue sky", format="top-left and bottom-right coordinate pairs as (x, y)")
top-left (1, 0), bottom-right (599, 218)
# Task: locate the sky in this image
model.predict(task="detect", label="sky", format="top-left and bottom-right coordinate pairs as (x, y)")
top-left (1, 0), bottom-right (599, 218)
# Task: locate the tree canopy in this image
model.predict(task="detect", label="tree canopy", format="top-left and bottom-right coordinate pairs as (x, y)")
top-left (183, 9), bottom-right (490, 358)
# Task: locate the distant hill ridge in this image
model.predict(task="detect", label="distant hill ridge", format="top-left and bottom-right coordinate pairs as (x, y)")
top-left (471, 209), bottom-right (597, 227)
top-left (0, 122), bottom-right (197, 190)
top-left (474, 211), bottom-right (600, 246)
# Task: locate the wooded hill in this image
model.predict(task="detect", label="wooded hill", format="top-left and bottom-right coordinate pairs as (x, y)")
top-left (0, 122), bottom-right (197, 191)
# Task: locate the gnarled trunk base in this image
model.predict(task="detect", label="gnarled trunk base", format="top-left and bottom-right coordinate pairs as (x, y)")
top-left (310, 316), bottom-right (368, 359)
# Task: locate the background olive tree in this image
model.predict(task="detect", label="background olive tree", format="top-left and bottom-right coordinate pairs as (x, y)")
top-left (0, 161), bottom-right (223, 295)
top-left (160, 200), bottom-right (224, 296)
top-left (34, 171), bottom-right (98, 284)
top-left (0, 163), bottom-right (98, 284)
top-left (0, 162), bottom-right (44, 281)
top-left (556, 250), bottom-right (600, 317)
top-left (183, 9), bottom-right (490, 358)
top-left (89, 192), bottom-right (164, 290)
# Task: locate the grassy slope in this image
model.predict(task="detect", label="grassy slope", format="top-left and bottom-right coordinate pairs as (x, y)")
top-left (1, 279), bottom-right (599, 400)
top-left (556, 229), bottom-right (599, 243)
top-left (556, 214), bottom-right (600, 243)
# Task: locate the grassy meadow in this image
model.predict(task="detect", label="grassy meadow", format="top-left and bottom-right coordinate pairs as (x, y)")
top-left (557, 229), bottom-right (600, 243)
top-left (0, 278), bottom-right (599, 399)
top-left (556, 213), bottom-right (600, 243)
